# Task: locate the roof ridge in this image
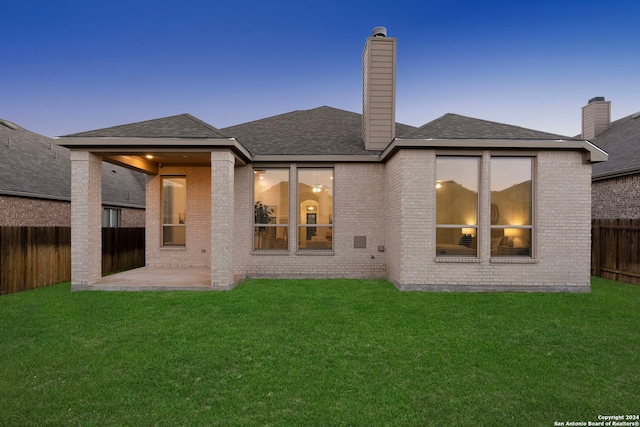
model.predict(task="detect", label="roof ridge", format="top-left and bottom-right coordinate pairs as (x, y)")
top-left (180, 114), bottom-right (227, 137)
top-left (408, 112), bottom-right (570, 139)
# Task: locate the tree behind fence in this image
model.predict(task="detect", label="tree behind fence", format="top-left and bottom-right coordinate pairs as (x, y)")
top-left (592, 219), bottom-right (640, 285)
top-left (0, 227), bottom-right (145, 295)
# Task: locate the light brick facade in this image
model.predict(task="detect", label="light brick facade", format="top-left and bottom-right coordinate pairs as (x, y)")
top-left (233, 163), bottom-right (387, 279)
top-left (145, 166), bottom-right (211, 268)
top-left (382, 150), bottom-right (592, 291)
top-left (67, 146), bottom-right (594, 292)
top-left (70, 151), bottom-right (102, 286)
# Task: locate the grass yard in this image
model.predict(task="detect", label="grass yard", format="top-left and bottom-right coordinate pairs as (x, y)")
top-left (0, 277), bottom-right (638, 426)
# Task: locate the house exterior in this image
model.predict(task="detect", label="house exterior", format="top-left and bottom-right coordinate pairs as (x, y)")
top-left (0, 118), bottom-right (145, 227)
top-left (583, 97), bottom-right (640, 219)
top-left (56, 28), bottom-right (606, 292)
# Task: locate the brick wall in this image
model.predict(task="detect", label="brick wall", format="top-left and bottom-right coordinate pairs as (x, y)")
top-left (0, 195), bottom-right (70, 226)
top-left (233, 163), bottom-right (387, 279)
top-left (0, 195), bottom-right (144, 227)
top-left (592, 174), bottom-right (640, 219)
top-left (141, 150), bottom-right (593, 291)
top-left (145, 166), bottom-right (211, 268)
top-left (390, 150), bottom-right (592, 291)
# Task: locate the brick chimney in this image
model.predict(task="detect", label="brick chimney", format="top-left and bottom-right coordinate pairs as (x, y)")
top-left (362, 26), bottom-right (396, 151)
top-left (581, 96), bottom-right (611, 139)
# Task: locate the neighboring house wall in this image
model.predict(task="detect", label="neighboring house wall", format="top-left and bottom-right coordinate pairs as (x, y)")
top-left (145, 166), bottom-right (211, 267)
top-left (233, 163), bottom-right (387, 278)
top-left (0, 195), bottom-right (70, 226)
top-left (120, 208), bottom-right (146, 227)
top-left (592, 175), bottom-right (640, 219)
top-left (0, 195), bottom-right (144, 227)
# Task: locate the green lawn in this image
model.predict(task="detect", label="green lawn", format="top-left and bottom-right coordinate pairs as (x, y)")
top-left (1, 277), bottom-right (638, 426)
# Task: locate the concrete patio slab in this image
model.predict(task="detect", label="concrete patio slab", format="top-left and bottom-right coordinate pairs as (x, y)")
top-left (71, 267), bottom-right (243, 291)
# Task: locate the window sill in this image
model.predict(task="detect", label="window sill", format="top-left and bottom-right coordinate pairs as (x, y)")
top-left (296, 250), bottom-right (335, 256)
top-left (251, 250), bottom-right (290, 256)
top-left (435, 257), bottom-right (481, 263)
top-left (160, 246), bottom-right (186, 251)
top-left (490, 257), bottom-right (538, 264)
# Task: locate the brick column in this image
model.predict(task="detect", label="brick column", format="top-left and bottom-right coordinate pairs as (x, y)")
top-left (211, 150), bottom-right (235, 288)
top-left (70, 151), bottom-right (102, 288)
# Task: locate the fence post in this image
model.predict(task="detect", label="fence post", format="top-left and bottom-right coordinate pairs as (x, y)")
top-left (593, 220), bottom-right (601, 277)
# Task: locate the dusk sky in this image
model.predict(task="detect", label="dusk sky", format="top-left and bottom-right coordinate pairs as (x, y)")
top-left (2, 0), bottom-right (638, 138)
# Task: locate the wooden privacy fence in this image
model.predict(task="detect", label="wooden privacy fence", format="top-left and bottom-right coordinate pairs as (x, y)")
top-left (0, 227), bottom-right (145, 295)
top-left (102, 227), bottom-right (145, 276)
top-left (592, 219), bottom-right (640, 285)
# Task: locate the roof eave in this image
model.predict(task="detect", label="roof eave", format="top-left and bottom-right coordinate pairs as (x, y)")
top-left (382, 138), bottom-right (609, 163)
top-left (54, 136), bottom-right (252, 163)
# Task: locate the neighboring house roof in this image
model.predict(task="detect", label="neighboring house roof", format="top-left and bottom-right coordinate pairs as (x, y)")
top-left (220, 106), bottom-right (417, 155)
top-left (591, 112), bottom-right (640, 179)
top-left (63, 113), bottom-right (228, 139)
top-left (0, 118), bottom-right (145, 207)
top-left (404, 113), bottom-right (574, 140)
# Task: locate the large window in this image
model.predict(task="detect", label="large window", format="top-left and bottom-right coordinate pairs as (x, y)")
top-left (298, 169), bottom-right (333, 250)
top-left (162, 176), bottom-right (186, 246)
top-left (254, 169), bottom-right (289, 250)
top-left (491, 158), bottom-right (532, 256)
top-left (436, 157), bottom-right (479, 256)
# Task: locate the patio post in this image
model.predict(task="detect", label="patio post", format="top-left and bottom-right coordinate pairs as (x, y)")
top-left (70, 151), bottom-right (102, 288)
top-left (210, 150), bottom-right (234, 288)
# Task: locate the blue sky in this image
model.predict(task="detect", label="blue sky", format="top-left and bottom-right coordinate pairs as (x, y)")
top-left (2, 0), bottom-right (639, 138)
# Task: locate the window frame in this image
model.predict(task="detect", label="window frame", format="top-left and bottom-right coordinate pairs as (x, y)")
top-left (161, 175), bottom-right (187, 247)
top-left (102, 207), bottom-right (121, 228)
top-left (297, 167), bottom-right (334, 251)
top-left (489, 156), bottom-right (534, 258)
top-left (435, 156), bottom-right (480, 257)
top-left (253, 168), bottom-right (290, 251)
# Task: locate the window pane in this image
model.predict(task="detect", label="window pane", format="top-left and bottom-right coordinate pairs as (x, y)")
top-left (436, 227), bottom-right (477, 256)
top-left (163, 226), bottom-right (186, 246)
top-left (162, 177), bottom-right (186, 246)
top-left (298, 226), bottom-right (333, 250)
top-left (298, 169), bottom-right (333, 250)
top-left (254, 226), bottom-right (289, 250)
top-left (103, 209), bottom-right (110, 227)
top-left (110, 210), bottom-right (119, 227)
top-left (436, 158), bottom-right (478, 225)
top-left (491, 228), bottom-right (532, 256)
top-left (491, 158), bottom-right (532, 226)
top-left (254, 169), bottom-right (289, 250)
top-left (254, 169), bottom-right (289, 225)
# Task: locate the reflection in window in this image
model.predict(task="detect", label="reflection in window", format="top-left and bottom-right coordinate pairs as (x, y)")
top-left (162, 176), bottom-right (186, 246)
top-left (254, 169), bottom-right (289, 250)
top-left (436, 157), bottom-right (479, 256)
top-left (491, 158), bottom-right (532, 256)
top-left (298, 169), bottom-right (333, 250)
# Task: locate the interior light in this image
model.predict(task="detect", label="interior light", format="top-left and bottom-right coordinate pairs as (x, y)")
top-left (146, 155), bottom-right (153, 159)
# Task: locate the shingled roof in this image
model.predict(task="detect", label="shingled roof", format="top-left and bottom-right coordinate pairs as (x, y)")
top-left (221, 106), bottom-right (417, 155)
top-left (591, 112), bottom-right (640, 179)
top-left (403, 113), bottom-right (573, 140)
top-left (1, 119), bottom-right (145, 207)
top-left (63, 113), bottom-right (228, 139)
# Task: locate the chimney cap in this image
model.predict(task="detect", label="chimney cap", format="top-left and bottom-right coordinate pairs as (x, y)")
top-left (588, 96), bottom-right (606, 103)
top-left (371, 26), bottom-right (387, 37)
